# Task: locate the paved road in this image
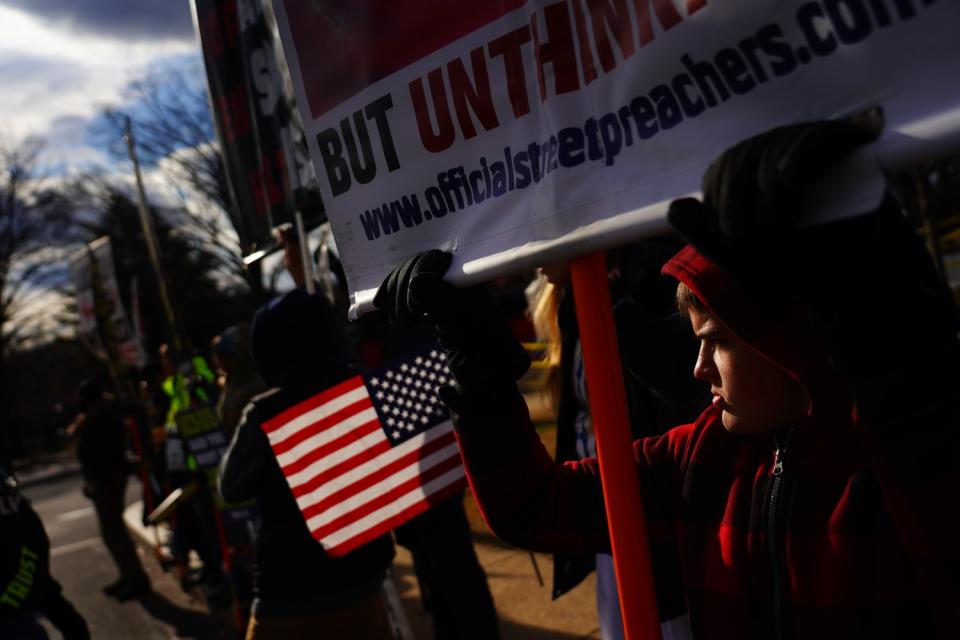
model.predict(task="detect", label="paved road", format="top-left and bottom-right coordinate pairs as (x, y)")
top-left (18, 450), bottom-right (600, 639)
top-left (22, 472), bottom-right (226, 640)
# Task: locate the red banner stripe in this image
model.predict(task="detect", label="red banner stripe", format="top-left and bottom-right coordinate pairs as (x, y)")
top-left (282, 0), bottom-right (529, 119)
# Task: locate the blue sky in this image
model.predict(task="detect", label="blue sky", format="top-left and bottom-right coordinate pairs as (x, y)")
top-left (0, 0), bottom-right (203, 174)
top-left (0, 0), bottom-right (297, 327)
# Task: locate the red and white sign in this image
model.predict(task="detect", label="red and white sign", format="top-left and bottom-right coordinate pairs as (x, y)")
top-left (272, 0), bottom-right (960, 314)
top-left (70, 237), bottom-right (147, 369)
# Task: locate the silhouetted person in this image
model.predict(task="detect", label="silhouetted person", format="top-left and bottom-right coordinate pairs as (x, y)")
top-left (72, 380), bottom-right (149, 601)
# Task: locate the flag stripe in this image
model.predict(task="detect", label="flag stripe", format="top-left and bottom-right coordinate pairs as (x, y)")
top-left (289, 422), bottom-right (452, 500)
top-left (264, 379), bottom-right (366, 442)
top-left (307, 457), bottom-right (462, 538)
top-left (298, 432), bottom-right (458, 517)
top-left (287, 440), bottom-right (392, 496)
top-left (299, 438), bottom-right (461, 522)
top-left (270, 396), bottom-right (374, 456)
top-left (317, 466), bottom-right (467, 548)
top-left (324, 480), bottom-right (468, 556)
top-left (276, 408), bottom-right (380, 470)
top-left (286, 428), bottom-right (389, 490)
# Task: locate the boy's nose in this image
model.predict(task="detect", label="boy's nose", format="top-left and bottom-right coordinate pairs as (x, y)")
top-left (693, 348), bottom-right (714, 382)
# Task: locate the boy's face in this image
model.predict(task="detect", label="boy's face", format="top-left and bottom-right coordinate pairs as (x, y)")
top-left (689, 307), bottom-right (808, 435)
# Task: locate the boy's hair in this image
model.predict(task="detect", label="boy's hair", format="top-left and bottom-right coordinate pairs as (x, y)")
top-left (675, 281), bottom-right (706, 316)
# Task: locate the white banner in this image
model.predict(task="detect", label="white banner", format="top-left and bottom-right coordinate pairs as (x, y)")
top-left (271, 0), bottom-right (960, 315)
top-left (70, 237), bottom-right (147, 369)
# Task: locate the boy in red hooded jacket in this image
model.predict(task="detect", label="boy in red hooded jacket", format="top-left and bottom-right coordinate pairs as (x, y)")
top-left (374, 121), bottom-right (960, 639)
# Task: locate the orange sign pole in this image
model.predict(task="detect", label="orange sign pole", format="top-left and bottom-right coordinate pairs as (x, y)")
top-left (570, 251), bottom-right (661, 640)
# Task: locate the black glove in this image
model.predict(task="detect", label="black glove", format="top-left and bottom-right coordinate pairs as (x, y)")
top-left (374, 250), bottom-right (529, 403)
top-left (667, 119), bottom-right (880, 294)
top-left (703, 120), bottom-right (878, 238)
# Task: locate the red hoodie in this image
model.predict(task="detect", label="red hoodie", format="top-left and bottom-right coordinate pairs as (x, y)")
top-left (452, 244), bottom-right (958, 639)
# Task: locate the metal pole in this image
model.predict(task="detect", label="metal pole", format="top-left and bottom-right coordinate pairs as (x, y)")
top-left (123, 117), bottom-right (183, 352)
top-left (570, 251), bottom-right (662, 640)
top-left (294, 210), bottom-right (316, 295)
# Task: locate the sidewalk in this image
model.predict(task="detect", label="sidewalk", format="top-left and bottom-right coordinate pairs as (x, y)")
top-left (123, 494), bottom-right (601, 640)
top-left (14, 449), bottom-right (82, 487)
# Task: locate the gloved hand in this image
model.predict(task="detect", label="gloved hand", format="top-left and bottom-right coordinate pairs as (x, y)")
top-left (667, 119), bottom-right (880, 294)
top-left (374, 250), bottom-right (529, 406)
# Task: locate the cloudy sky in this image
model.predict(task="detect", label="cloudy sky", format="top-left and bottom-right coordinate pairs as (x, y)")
top-left (0, 0), bottom-right (201, 173)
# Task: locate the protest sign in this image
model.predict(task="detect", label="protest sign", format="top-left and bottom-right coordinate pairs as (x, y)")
top-left (69, 237), bottom-right (147, 369)
top-left (271, 0), bottom-right (960, 315)
top-left (191, 0), bottom-right (324, 260)
top-left (176, 404), bottom-right (259, 524)
top-left (176, 405), bottom-right (231, 470)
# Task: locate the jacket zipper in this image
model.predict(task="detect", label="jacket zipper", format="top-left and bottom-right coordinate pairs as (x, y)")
top-left (768, 427), bottom-right (794, 640)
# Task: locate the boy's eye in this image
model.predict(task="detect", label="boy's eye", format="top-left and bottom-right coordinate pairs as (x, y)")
top-left (704, 338), bottom-right (726, 350)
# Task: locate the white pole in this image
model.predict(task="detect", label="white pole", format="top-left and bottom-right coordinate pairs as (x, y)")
top-left (294, 211), bottom-right (315, 295)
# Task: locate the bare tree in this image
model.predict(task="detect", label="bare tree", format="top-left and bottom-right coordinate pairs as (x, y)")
top-left (0, 137), bottom-right (77, 345)
top-left (92, 61), bottom-right (266, 299)
top-left (98, 62), bottom-right (228, 211)
top-left (0, 134), bottom-right (79, 458)
top-left (63, 171), bottom-right (256, 355)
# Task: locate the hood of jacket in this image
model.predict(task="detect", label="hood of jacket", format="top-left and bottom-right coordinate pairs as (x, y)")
top-left (662, 244), bottom-right (848, 422)
top-left (251, 289), bottom-right (358, 392)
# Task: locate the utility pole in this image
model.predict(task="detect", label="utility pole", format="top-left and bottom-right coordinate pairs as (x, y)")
top-left (123, 117), bottom-right (183, 353)
top-left (294, 211), bottom-right (316, 295)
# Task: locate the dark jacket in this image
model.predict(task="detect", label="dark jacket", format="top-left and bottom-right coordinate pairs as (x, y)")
top-left (220, 290), bottom-right (393, 610)
top-left (76, 401), bottom-right (127, 485)
top-left (216, 359), bottom-right (267, 437)
top-left (0, 466), bottom-right (88, 637)
top-left (453, 239), bottom-right (960, 638)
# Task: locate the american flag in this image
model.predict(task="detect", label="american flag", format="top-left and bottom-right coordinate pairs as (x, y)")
top-left (261, 345), bottom-right (465, 556)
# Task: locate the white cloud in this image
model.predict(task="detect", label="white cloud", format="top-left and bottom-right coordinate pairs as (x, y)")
top-left (0, 5), bottom-right (197, 163)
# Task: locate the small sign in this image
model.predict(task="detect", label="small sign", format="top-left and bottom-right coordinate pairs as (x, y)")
top-left (176, 405), bottom-right (230, 470)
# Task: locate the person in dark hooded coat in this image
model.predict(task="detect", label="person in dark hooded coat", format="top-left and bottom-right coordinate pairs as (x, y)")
top-left (219, 289), bottom-right (395, 639)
